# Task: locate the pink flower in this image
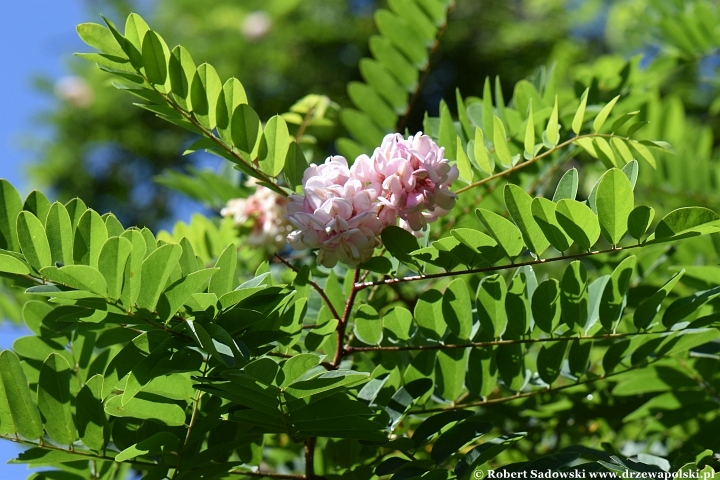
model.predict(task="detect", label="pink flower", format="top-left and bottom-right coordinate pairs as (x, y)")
top-left (351, 132), bottom-right (458, 232)
top-left (287, 156), bottom-right (382, 267)
top-left (221, 182), bottom-right (292, 249)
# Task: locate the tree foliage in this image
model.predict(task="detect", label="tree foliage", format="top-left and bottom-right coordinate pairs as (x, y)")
top-left (2, 0), bottom-right (720, 478)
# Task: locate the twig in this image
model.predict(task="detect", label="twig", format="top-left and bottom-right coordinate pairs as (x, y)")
top-left (396, 2), bottom-right (455, 133)
top-left (332, 269), bottom-right (361, 368)
top-left (305, 437), bottom-right (317, 479)
top-left (354, 244), bottom-right (639, 290)
top-left (172, 359), bottom-right (210, 478)
top-left (413, 359), bottom-right (660, 413)
top-left (274, 253), bottom-right (341, 320)
top-left (454, 134), bottom-right (615, 195)
top-left (345, 330), bottom-right (656, 353)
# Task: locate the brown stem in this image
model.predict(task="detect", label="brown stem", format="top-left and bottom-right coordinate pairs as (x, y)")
top-left (345, 330), bottom-right (655, 353)
top-left (230, 471), bottom-right (306, 479)
top-left (396, 2), bottom-right (455, 133)
top-left (305, 437), bottom-right (317, 479)
top-left (332, 269), bottom-right (360, 368)
top-left (453, 134), bottom-right (614, 195)
top-left (355, 244), bottom-right (639, 290)
top-left (274, 254), bottom-right (342, 320)
top-left (414, 359), bottom-right (659, 413)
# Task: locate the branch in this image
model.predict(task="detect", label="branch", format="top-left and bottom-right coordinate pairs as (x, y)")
top-left (305, 437), bottom-right (317, 479)
top-left (172, 359), bottom-right (210, 478)
top-left (0, 434), bottom-right (155, 467)
top-left (274, 254), bottom-right (342, 320)
top-left (453, 134), bottom-right (614, 195)
top-left (332, 269), bottom-right (360, 368)
top-left (229, 471), bottom-right (306, 479)
top-left (396, 2), bottom-right (455, 133)
top-left (413, 358), bottom-right (660, 414)
top-left (345, 330), bottom-right (656, 354)
top-left (355, 244), bottom-right (640, 290)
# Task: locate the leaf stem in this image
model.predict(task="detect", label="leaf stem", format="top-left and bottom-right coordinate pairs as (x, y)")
top-left (332, 269), bottom-right (360, 368)
top-left (345, 330), bottom-right (657, 353)
top-left (453, 134), bottom-right (615, 195)
top-left (355, 244), bottom-right (639, 290)
top-left (274, 253), bottom-right (341, 320)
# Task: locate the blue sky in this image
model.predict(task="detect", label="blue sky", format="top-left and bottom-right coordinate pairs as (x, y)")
top-left (0, 0), bottom-right (86, 474)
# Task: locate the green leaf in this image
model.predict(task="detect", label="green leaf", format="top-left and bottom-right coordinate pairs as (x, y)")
top-left (451, 228), bottom-right (502, 265)
top-left (77, 22), bottom-right (126, 57)
top-left (348, 82), bottom-right (397, 131)
top-left (505, 271), bottom-right (531, 338)
top-left (599, 256), bottom-right (636, 332)
top-left (504, 184), bottom-right (550, 257)
top-left (191, 63), bottom-right (223, 130)
top-left (532, 279), bottom-right (561, 334)
top-left (360, 59), bottom-right (407, 113)
top-left (552, 168), bottom-right (578, 202)
top-left (65, 198), bottom-right (86, 231)
top-left (532, 198), bottom-right (572, 252)
top-left (0, 254), bottom-right (30, 275)
top-left (137, 243), bottom-right (183, 312)
top-left (104, 214), bottom-right (124, 237)
top-left (116, 431), bottom-right (179, 462)
top-left (367, 36), bottom-right (417, 90)
top-left (141, 30), bottom-right (170, 91)
top-left (158, 268), bottom-right (219, 322)
top-left (119, 230), bottom-right (147, 308)
top-left (456, 139), bottom-right (473, 182)
top-left (0, 179), bottom-right (23, 251)
top-left (231, 104), bottom-right (261, 160)
top-left (40, 265), bottom-right (108, 296)
top-left (45, 202), bottom-right (73, 265)
top-left (662, 286), bottom-right (720, 329)
top-left (412, 411), bottom-right (474, 450)
top-left (208, 244), bottom-right (237, 296)
top-left (524, 100), bottom-right (535, 158)
top-left (168, 45), bottom-right (196, 110)
top-left (596, 168), bottom-right (634, 245)
top-left (431, 417), bottom-right (493, 464)
top-left (16, 212), bottom-right (51, 271)
top-left (259, 115), bottom-right (290, 177)
top-left (593, 95), bottom-right (620, 132)
top-left (476, 274), bottom-right (507, 339)
top-left (75, 374), bottom-right (106, 450)
top-left (382, 226), bottom-right (420, 265)
top-left (0, 350), bottom-right (43, 440)
top-left (436, 348), bottom-right (467, 402)
top-left (104, 394), bottom-right (186, 426)
top-left (456, 433), bottom-right (526, 478)
top-left (568, 339), bottom-right (592, 378)
top-left (442, 279), bottom-right (473, 340)
top-left (648, 207), bottom-right (720, 243)
top-left (374, 10), bottom-right (427, 67)
top-left (560, 261), bottom-right (589, 332)
top-left (572, 88), bottom-right (589, 134)
top-left (476, 208), bottom-right (524, 259)
top-left (628, 141), bottom-right (657, 168)
top-left (23, 191), bottom-right (51, 226)
top-left (37, 353), bottom-right (75, 445)
top-left (383, 307), bottom-right (414, 342)
top-left (473, 127), bottom-right (493, 173)
top-left (415, 289), bottom-right (447, 341)
top-left (279, 354), bottom-right (322, 388)
top-left (73, 209), bottom-right (108, 268)
top-left (285, 142), bottom-right (308, 189)
top-left (628, 206), bottom-right (655, 241)
top-left (492, 117), bottom-right (512, 167)
top-left (98, 236), bottom-right (133, 300)
top-left (123, 13), bottom-right (149, 66)
top-left (555, 199), bottom-right (600, 250)
top-left (537, 342), bottom-right (567, 385)
top-left (385, 378), bottom-right (433, 430)
top-left (354, 305), bottom-right (383, 346)
top-left (438, 101), bottom-right (457, 160)
top-left (466, 347), bottom-right (496, 398)
top-left (545, 96), bottom-right (560, 146)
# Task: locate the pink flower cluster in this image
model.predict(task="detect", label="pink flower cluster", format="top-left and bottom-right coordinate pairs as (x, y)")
top-left (287, 132), bottom-right (458, 267)
top-left (221, 182), bottom-right (292, 249)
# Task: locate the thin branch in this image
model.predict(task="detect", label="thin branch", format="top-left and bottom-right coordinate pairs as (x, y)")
top-left (453, 134), bottom-right (614, 195)
top-left (274, 254), bottom-right (341, 320)
top-left (332, 269), bottom-right (361, 368)
top-left (172, 359), bottom-right (210, 478)
top-left (295, 105), bottom-right (317, 143)
top-left (305, 437), bottom-right (317, 479)
top-left (413, 359), bottom-right (659, 413)
top-left (396, 2), bottom-right (455, 133)
top-left (0, 434), bottom-right (156, 466)
top-left (355, 244), bottom-right (640, 290)
top-left (345, 330), bottom-right (656, 354)
top-left (229, 471), bottom-right (306, 479)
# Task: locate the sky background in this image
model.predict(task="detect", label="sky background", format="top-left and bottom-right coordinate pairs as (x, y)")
top-left (1, 0), bottom-right (92, 474)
